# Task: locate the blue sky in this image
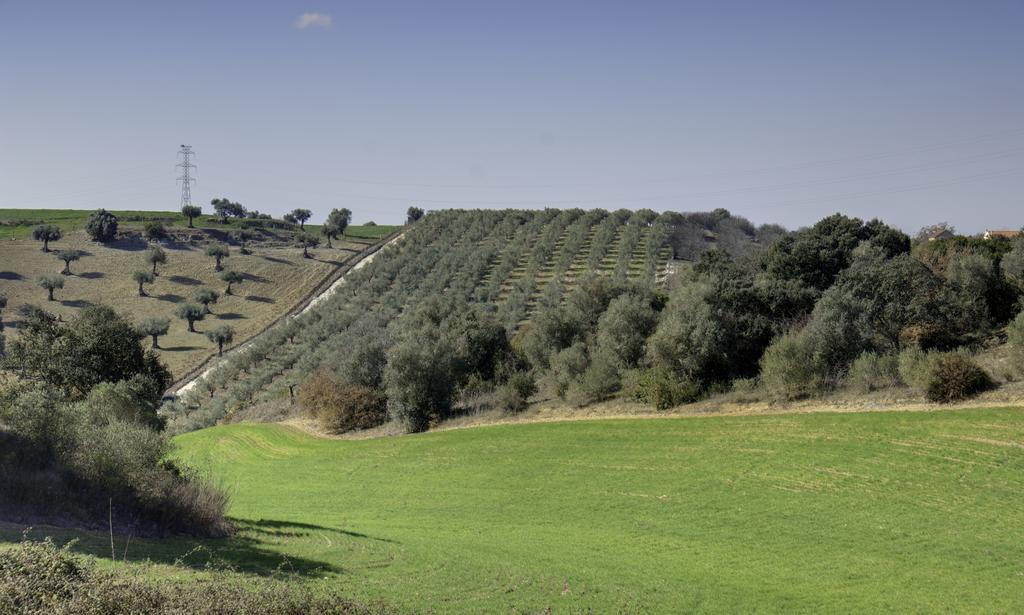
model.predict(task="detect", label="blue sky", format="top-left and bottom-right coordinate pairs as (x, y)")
top-left (1, 1), bottom-right (1021, 231)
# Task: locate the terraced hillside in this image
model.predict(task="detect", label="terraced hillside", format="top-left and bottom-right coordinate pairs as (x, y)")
top-left (0, 215), bottom-right (398, 377)
top-left (171, 208), bottom-right (773, 432)
top-left (176, 211), bottom-right (656, 423)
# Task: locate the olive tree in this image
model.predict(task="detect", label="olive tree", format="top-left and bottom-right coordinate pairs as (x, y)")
top-left (296, 233), bottom-right (319, 258)
top-left (205, 243), bottom-right (229, 271)
top-left (407, 206), bottom-right (425, 224)
top-left (138, 316), bottom-right (170, 348)
top-left (290, 208), bottom-right (312, 229)
top-left (192, 287), bottom-right (220, 314)
top-left (145, 245), bottom-right (167, 275)
top-left (132, 270), bottom-right (155, 296)
top-left (206, 325), bottom-right (235, 356)
top-left (32, 224), bottom-right (62, 252)
top-left (321, 208), bottom-right (351, 247)
top-left (220, 270), bottom-right (244, 295)
top-left (54, 249), bottom-right (85, 275)
top-left (36, 274), bottom-right (65, 301)
top-left (181, 204), bottom-right (202, 228)
top-left (175, 302), bottom-right (205, 332)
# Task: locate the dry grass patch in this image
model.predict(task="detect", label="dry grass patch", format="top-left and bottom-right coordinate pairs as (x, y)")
top-left (0, 231), bottom-right (368, 377)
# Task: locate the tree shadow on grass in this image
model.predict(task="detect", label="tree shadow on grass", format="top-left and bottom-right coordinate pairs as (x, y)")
top-left (216, 312), bottom-right (247, 320)
top-left (156, 294), bottom-right (184, 303)
top-left (168, 275), bottom-right (202, 286)
top-left (78, 271), bottom-right (105, 279)
top-left (107, 237), bottom-right (149, 252)
top-left (4, 519), bottom-right (359, 578)
top-left (0, 272), bottom-right (24, 280)
top-left (246, 296), bottom-right (276, 304)
top-left (261, 255), bottom-right (294, 265)
top-left (60, 299), bottom-right (93, 308)
top-left (159, 345), bottom-right (202, 352)
top-left (241, 272), bottom-right (269, 283)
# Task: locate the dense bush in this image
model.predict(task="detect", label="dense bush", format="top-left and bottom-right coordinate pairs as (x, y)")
top-left (5, 305), bottom-right (170, 403)
top-left (84, 209), bottom-right (118, 242)
top-left (298, 370), bottom-right (387, 433)
top-left (0, 538), bottom-right (375, 615)
top-left (846, 352), bottom-right (901, 393)
top-left (759, 332), bottom-right (822, 401)
top-left (498, 371), bottom-right (537, 413)
top-left (924, 353), bottom-right (993, 403)
top-left (628, 365), bottom-right (701, 410)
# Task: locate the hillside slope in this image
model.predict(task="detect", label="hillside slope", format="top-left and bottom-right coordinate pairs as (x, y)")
top-left (0, 220), bottom-right (397, 377)
top-left (173, 208), bottom-right (772, 429)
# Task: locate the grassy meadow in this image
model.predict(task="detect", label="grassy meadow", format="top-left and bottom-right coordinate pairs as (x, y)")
top-left (0, 228), bottom-right (387, 377)
top-left (5, 408), bottom-right (1023, 613)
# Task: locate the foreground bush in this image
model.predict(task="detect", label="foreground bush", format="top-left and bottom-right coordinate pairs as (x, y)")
top-left (498, 371), bottom-right (536, 413)
top-left (0, 538), bottom-right (379, 615)
top-left (846, 351), bottom-right (901, 393)
top-left (629, 366), bottom-right (700, 410)
top-left (924, 353), bottom-right (994, 403)
top-left (299, 370), bottom-right (387, 434)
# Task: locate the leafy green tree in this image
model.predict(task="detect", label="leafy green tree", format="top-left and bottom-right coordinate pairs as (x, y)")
top-left (32, 224), bottom-right (62, 252)
top-left (211, 198), bottom-right (245, 223)
top-left (324, 208), bottom-right (352, 245)
top-left (290, 208), bottom-right (312, 229)
top-left (384, 332), bottom-right (458, 433)
top-left (295, 232), bottom-right (319, 258)
top-left (181, 204), bottom-right (202, 228)
top-left (132, 270), bottom-right (155, 296)
top-left (0, 293), bottom-right (7, 319)
top-left (205, 243), bottom-right (229, 271)
top-left (5, 305), bottom-right (171, 402)
top-left (220, 270), bottom-right (244, 295)
top-left (175, 302), bottom-right (205, 332)
top-left (763, 214), bottom-right (908, 291)
top-left (84, 209), bottom-right (118, 242)
top-left (36, 274), bottom-right (64, 301)
top-left (145, 245), bottom-right (167, 275)
top-left (137, 316), bottom-right (170, 348)
top-left (54, 249), bottom-right (85, 275)
top-left (283, 213), bottom-right (297, 225)
top-left (205, 325), bottom-right (234, 356)
top-left (192, 287), bottom-right (219, 314)
top-left (406, 206), bottom-right (424, 224)
top-left (596, 293), bottom-right (658, 368)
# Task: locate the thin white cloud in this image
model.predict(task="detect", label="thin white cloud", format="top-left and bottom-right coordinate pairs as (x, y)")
top-left (294, 12), bottom-right (333, 29)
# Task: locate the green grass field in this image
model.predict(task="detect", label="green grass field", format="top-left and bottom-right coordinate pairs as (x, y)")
top-left (6, 408), bottom-right (1023, 612)
top-left (0, 208), bottom-right (398, 239)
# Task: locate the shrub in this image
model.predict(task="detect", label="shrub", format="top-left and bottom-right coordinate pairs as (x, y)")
top-left (84, 209), bottom-right (118, 242)
top-left (629, 365), bottom-right (700, 410)
top-left (759, 331), bottom-right (821, 401)
top-left (897, 346), bottom-right (936, 392)
top-left (924, 353), bottom-right (994, 403)
top-left (0, 537), bottom-right (372, 615)
top-left (568, 347), bottom-right (621, 406)
top-left (846, 351), bottom-right (901, 393)
top-left (1008, 311), bottom-right (1024, 371)
top-left (144, 220), bottom-right (168, 242)
top-left (498, 371), bottom-right (536, 413)
top-left (298, 370), bottom-right (387, 434)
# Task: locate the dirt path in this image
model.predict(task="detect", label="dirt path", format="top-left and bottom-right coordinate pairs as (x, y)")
top-left (171, 231), bottom-right (405, 398)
